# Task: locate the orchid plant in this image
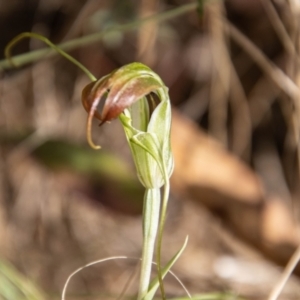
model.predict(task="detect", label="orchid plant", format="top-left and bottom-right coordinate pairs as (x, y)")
top-left (5, 33), bottom-right (188, 300)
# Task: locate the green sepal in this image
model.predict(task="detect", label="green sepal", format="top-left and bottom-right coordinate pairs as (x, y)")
top-left (119, 110), bottom-right (168, 189)
top-left (131, 132), bottom-right (164, 188)
top-left (147, 99), bottom-right (174, 177)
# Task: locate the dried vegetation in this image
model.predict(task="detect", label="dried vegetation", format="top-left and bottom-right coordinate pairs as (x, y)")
top-left (1, 0), bottom-right (300, 299)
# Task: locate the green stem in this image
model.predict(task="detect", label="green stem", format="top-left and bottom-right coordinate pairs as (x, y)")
top-left (156, 163), bottom-right (171, 300)
top-left (0, 3), bottom-right (197, 70)
top-left (138, 188), bottom-right (161, 300)
top-left (4, 32), bottom-right (96, 82)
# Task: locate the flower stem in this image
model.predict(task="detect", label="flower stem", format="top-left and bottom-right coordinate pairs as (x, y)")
top-left (156, 177), bottom-right (170, 300)
top-left (138, 188), bottom-right (160, 300)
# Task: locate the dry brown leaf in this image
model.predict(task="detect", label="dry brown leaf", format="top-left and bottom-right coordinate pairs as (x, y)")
top-left (171, 108), bottom-right (300, 273)
top-left (171, 108), bottom-right (264, 207)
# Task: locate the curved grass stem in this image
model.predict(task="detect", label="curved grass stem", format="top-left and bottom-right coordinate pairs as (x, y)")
top-left (0, 3), bottom-right (197, 71)
top-left (4, 32), bottom-right (97, 82)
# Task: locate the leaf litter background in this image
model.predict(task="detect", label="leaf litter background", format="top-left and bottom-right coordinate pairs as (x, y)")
top-left (1, 0), bottom-right (300, 299)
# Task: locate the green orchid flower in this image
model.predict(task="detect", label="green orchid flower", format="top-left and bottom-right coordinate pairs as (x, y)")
top-left (82, 62), bottom-right (175, 299)
top-left (82, 62), bottom-right (174, 189)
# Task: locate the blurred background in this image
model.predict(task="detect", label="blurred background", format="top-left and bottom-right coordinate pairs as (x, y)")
top-left (1, 0), bottom-right (300, 299)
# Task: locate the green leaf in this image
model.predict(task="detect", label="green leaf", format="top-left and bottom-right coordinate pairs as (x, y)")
top-left (169, 292), bottom-right (245, 300)
top-left (144, 236), bottom-right (189, 300)
top-left (0, 260), bottom-right (45, 300)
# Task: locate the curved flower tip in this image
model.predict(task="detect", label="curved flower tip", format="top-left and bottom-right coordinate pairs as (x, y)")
top-left (82, 81), bottom-right (105, 122)
top-left (81, 62), bottom-right (173, 189)
top-left (82, 81), bottom-right (102, 149)
top-left (82, 63), bottom-right (163, 123)
top-left (81, 62), bottom-right (165, 149)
